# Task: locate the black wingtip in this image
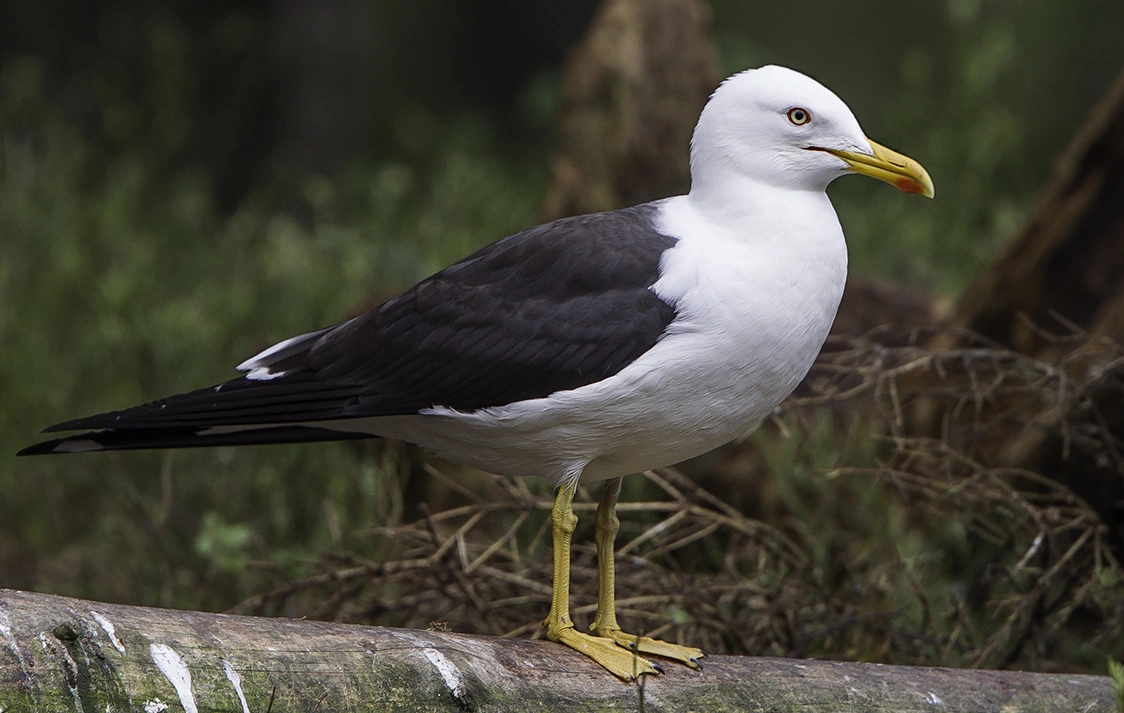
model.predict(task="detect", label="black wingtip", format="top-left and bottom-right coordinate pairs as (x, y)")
top-left (16, 439), bottom-right (70, 456)
top-left (17, 424), bottom-right (374, 456)
top-left (41, 415), bottom-right (112, 433)
top-left (41, 422), bottom-right (78, 434)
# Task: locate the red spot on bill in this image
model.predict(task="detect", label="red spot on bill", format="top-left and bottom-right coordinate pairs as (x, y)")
top-left (896, 177), bottom-right (925, 194)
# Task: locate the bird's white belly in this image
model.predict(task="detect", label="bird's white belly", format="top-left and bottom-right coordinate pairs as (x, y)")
top-left (352, 335), bottom-right (799, 488)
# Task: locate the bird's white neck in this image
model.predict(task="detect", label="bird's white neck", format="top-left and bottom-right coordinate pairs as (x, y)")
top-left (685, 168), bottom-right (843, 254)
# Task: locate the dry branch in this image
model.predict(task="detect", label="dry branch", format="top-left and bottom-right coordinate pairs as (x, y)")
top-left (0, 589), bottom-right (1116, 713)
top-left (949, 68), bottom-right (1124, 354)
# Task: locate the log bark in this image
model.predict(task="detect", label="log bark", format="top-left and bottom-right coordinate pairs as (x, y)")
top-left (0, 589), bottom-right (1115, 712)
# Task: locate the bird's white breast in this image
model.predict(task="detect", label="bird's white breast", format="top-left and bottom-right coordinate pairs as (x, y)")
top-left (353, 191), bottom-right (847, 487)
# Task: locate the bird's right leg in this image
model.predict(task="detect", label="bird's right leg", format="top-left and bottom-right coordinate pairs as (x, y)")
top-left (542, 479), bottom-right (660, 681)
top-left (589, 477), bottom-right (704, 668)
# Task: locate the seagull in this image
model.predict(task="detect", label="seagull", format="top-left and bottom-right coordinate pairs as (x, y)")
top-left (18, 65), bottom-right (933, 680)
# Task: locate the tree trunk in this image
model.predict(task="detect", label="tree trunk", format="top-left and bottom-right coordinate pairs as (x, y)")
top-left (540, 0), bottom-right (720, 221)
top-left (0, 589), bottom-right (1115, 712)
top-left (918, 70), bottom-right (1124, 551)
top-left (949, 69), bottom-right (1124, 353)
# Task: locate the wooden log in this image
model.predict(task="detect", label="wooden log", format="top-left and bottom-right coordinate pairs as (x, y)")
top-left (0, 589), bottom-right (1115, 712)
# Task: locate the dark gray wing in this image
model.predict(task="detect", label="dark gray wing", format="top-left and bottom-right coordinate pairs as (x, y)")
top-left (312, 204), bottom-right (679, 414)
top-left (21, 204), bottom-right (679, 453)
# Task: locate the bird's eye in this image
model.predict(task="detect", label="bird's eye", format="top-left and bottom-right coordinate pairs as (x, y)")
top-left (787, 107), bottom-right (811, 126)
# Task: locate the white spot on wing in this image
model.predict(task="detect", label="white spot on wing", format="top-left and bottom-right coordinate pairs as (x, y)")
top-left (422, 648), bottom-right (467, 702)
top-left (150, 643), bottom-right (198, 713)
top-left (90, 611), bottom-right (126, 654)
top-left (926, 691), bottom-right (944, 706)
top-left (223, 660), bottom-right (251, 713)
top-left (244, 367), bottom-right (290, 381)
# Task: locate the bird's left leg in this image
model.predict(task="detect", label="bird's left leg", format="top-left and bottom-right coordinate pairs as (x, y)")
top-left (589, 477), bottom-right (705, 668)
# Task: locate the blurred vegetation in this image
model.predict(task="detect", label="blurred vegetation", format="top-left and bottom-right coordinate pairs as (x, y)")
top-left (1, 51), bottom-right (547, 608)
top-left (1, 0), bottom-right (1121, 676)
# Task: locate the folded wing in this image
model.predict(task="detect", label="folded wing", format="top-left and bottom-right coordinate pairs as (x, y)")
top-left (19, 205), bottom-right (679, 455)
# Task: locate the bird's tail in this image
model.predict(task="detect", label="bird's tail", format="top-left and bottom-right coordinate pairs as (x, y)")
top-left (16, 424), bottom-right (371, 456)
top-left (17, 371), bottom-right (373, 456)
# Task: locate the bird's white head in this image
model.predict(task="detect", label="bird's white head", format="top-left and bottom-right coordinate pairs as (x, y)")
top-left (690, 65), bottom-right (933, 200)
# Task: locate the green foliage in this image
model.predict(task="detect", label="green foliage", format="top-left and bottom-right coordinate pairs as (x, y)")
top-left (0, 54), bottom-right (545, 609)
top-left (831, 12), bottom-right (1029, 293)
top-left (194, 512), bottom-right (255, 574)
top-left (1109, 657), bottom-right (1124, 713)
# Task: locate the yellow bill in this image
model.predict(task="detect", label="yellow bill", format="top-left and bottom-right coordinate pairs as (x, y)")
top-left (824, 139), bottom-right (935, 198)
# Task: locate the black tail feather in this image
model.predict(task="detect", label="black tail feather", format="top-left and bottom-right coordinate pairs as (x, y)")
top-left (17, 425), bottom-right (373, 456)
top-left (41, 374), bottom-right (364, 433)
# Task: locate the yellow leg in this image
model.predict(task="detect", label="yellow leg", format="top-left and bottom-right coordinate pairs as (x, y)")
top-left (590, 478), bottom-right (625, 634)
top-left (542, 479), bottom-right (660, 681)
top-left (589, 478), bottom-right (705, 669)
